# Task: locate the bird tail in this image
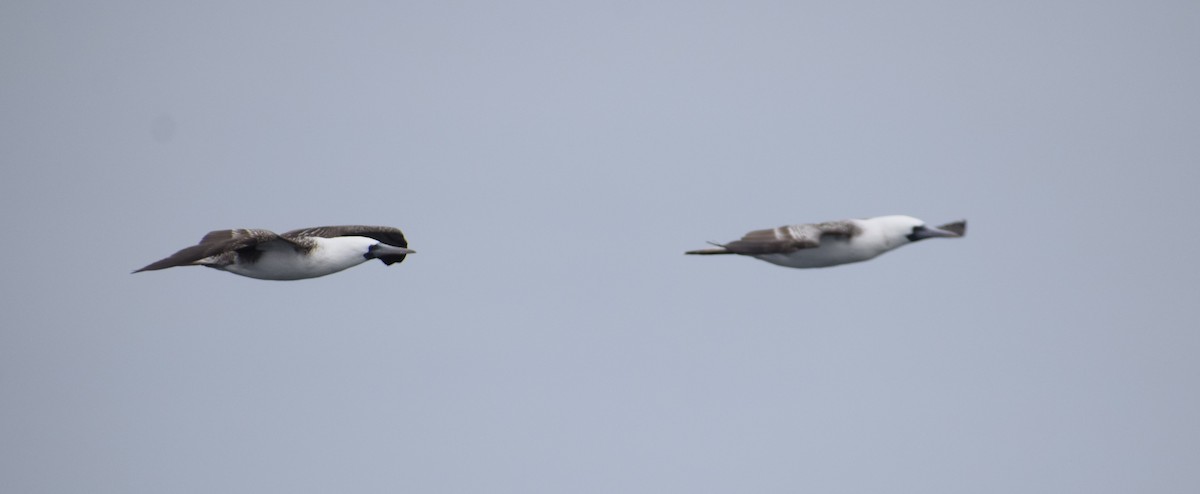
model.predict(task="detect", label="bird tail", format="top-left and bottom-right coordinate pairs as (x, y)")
top-left (685, 242), bottom-right (734, 255)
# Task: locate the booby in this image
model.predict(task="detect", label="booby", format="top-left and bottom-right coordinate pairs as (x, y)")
top-left (686, 215), bottom-right (965, 268)
top-left (134, 225), bottom-right (415, 280)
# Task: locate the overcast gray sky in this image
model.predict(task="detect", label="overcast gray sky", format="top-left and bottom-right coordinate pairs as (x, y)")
top-left (3, 1), bottom-right (1199, 493)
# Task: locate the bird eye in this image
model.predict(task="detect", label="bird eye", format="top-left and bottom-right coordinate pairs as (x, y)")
top-left (905, 225), bottom-right (927, 242)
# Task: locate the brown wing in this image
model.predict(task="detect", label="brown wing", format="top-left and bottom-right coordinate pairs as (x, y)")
top-left (282, 225), bottom-right (409, 248)
top-left (133, 229), bottom-right (281, 273)
top-left (720, 224), bottom-right (822, 255)
top-left (718, 220), bottom-right (861, 256)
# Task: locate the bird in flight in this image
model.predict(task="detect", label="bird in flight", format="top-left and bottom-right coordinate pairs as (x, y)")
top-left (687, 215), bottom-right (965, 268)
top-left (134, 225), bottom-right (415, 280)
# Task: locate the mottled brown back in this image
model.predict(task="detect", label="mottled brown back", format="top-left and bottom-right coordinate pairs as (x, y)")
top-left (133, 229), bottom-right (282, 272)
top-left (718, 220), bottom-right (861, 255)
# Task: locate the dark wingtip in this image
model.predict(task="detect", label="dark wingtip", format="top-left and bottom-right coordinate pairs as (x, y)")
top-left (132, 258), bottom-right (185, 273)
top-left (686, 242), bottom-right (733, 255)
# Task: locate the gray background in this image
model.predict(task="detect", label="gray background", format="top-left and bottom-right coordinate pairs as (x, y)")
top-left (3, 1), bottom-right (1198, 492)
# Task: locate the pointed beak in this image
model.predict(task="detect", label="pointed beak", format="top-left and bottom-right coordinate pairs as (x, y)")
top-left (917, 226), bottom-right (959, 239)
top-left (909, 221), bottom-right (966, 241)
top-left (367, 243), bottom-right (416, 266)
top-left (935, 220), bottom-right (967, 237)
top-left (375, 245), bottom-right (416, 256)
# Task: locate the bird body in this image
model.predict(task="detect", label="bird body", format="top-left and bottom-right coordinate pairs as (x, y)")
top-left (687, 215), bottom-right (964, 269)
top-left (134, 226), bottom-right (414, 280)
top-left (754, 223), bottom-right (888, 268)
top-left (218, 236), bottom-right (382, 280)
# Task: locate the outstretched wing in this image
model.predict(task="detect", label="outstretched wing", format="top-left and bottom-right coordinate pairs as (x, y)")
top-left (717, 221), bottom-right (860, 255)
top-left (282, 225), bottom-right (409, 248)
top-left (133, 229), bottom-right (281, 272)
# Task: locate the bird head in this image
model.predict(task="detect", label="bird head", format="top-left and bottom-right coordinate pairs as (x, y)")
top-left (365, 242), bottom-right (416, 265)
top-left (872, 215), bottom-right (966, 245)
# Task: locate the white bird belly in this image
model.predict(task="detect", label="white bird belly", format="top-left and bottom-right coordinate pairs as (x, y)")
top-left (755, 241), bottom-right (884, 269)
top-left (222, 239), bottom-right (371, 280)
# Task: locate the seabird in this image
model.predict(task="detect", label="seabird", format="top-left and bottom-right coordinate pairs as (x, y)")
top-left (686, 215), bottom-right (965, 268)
top-left (134, 225), bottom-right (415, 280)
